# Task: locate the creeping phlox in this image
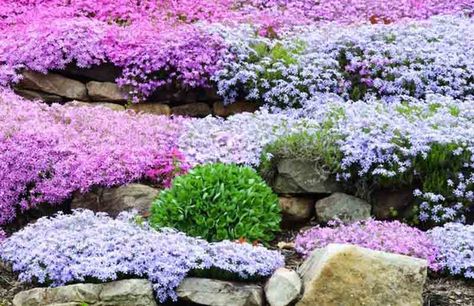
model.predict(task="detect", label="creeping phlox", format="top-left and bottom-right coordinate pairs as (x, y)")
top-left (429, 223), bottom-right (474, 279)
top-left (295, 219), bottom-right (440, 270)
top-left (0, 1), bottom-right (472, 103)
top-left (0, 89), bottom-right (187, 226)
top-left (0, 210), bottom-right (284, 302)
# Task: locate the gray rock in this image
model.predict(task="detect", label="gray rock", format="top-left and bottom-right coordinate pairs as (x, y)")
top-left (264, 268), bottom-right (302, 306)
top-left (297, 244), bottom-right (427, 306)
top-left (171, 103), bottom-right (212, 117)
top-left (86, 81), bottom-right (127, 102)
top-left (99, 279), bottom-right (157, 306)
top-left (13, 279), bottom-right (156, 306)
top-left (14, 89), bottom-right (64, 103)
top-left (18, 71), bottom-right (88, 101)
top-left (177, 278), bottom-right (263, 306)
top-left (279, 197), bottom-right (314, 222)
top-left (64, 101), bottom-right (125, 111)
top-left (315, 192), bottom-right (371, 223)
top-left (71, 184), bottom-right (159, 217)
top-left (273, 159), bottom-right (342, 194)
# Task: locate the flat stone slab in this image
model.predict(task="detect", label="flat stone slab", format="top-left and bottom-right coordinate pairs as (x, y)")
top-left (177, 277), bottom-right (263, 306)
top-left (13, 279), bottom-right (157, 306)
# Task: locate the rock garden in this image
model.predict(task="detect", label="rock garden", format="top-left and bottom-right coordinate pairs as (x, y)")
top-left (0, 1), bottom-right (473, 305)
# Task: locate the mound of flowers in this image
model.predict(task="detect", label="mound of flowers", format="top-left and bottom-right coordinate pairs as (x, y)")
top-left (429, 223), bottom-right (474, 279)
top-left (295, 219), bottom-right (440, 270)
top-left (0, 209), bottom-right (284, 302)
top-left (214, 16), bottom-right (474, 108)
top-left (0, 1), bottom-right (472, 104)
top-left (0, 90), bottom-right (187, 226)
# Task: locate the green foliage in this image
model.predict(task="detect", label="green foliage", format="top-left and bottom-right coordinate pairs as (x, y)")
top-left (150, 163), bottom-right (281, 243)
top-left (259, 116), bottom-right (343, 183)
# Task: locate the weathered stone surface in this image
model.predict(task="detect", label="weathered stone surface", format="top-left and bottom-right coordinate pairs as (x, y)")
top-left (129, 103), bottom-right (171, 116)
top-left (13, 279), bottom-right (156, 306)
top-left (14, 89), bottom-right (64, 103)
top-left (297, 244), bottom-right (427, 306)
top-left (18, 71), bottom-right (88, 101)
top-left (315, 192), bottom-right (371, 223)
top-left (177, 278), bottom-right (263, 306)
top-left (279, 197), bottom-right (314, 222)
top-left (64, 101), bottom-right (125, 111)
top-left (273, 159), bottom-right (342, 194)
top-left (86, 81), bottom-right (127, 102)
top-left (60, 63), bottom-right (122, 83)
top-left (172, 103), bottom-right (211, 117)
top-left (373, 188), bottom-right (414, 219)
top-left (264, 268), bottom-right (302, 306)
top-left (213, 101), bottom-right (259, 117)
top-left (71, 184), bottom-right (159, 217)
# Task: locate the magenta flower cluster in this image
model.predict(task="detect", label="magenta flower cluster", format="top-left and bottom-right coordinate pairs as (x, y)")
top-left (0, 209), bottom-right (284, 302)
top-left (0, 89), bottom-right (187, 226)
top-left (295, 219), bottom-right (440, 270)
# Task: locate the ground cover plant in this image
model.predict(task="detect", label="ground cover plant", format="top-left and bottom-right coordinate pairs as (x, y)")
top-left (294, 219), bottom-right (440, 269)
top-left (261, 94), bottom-right (474, 225)
top-left (214, 16), bottom-right (474, 108)
top-left (0, 1), bottom-right (473, 303)
top-left (0, 209), bottom-right (285, 302)
top-left (0, 1), bottom-right (472, 105)
top-left (0, 89), bottom-right (187, 226)
top-left (150, 163), bottom-right (281, 243)
top-left (429, 223), bottom-right (474, 279)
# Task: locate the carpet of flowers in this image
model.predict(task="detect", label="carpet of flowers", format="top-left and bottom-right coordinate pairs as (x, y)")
top-left (0, 0), bottom-right (473, 303)
top-left (0, 1), bottom-right (473, 103)
top-left (0, 210), bottom-right (284, 302)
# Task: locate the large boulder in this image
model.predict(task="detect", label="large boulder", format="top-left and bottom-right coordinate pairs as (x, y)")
top-left (315, 193), bottom-right (371, 223)
top-left (13, 279), bottom-right (157, 306)
top-left (279, 197), bottom-right (314, 222)
top-left (177, 278), bottom-right (263, 306)
top-left (71, 184), bottom-right (159, 217)
top-left (272, 159), bottom-right (342, 194)
top-left (86, 81), bottom-right (127, 102)
top-left (264, 268), bottom-right (302, 306)
top-left (18, 71), bottom-right (88, 101)
top-left (297, 244), bottom-right (428, 306)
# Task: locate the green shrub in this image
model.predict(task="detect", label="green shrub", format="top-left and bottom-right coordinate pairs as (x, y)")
top-left (149, 163), bottom-right (281, 243)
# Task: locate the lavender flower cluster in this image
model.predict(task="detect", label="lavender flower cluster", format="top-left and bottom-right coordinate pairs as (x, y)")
top-left (178, 109), bottom-right (315, 166)
top-left (214, 15), bottom-right (474, 108)
top-left (428, 223), bottom-right (474, 279)
top-left (0, 210), bottom-right (284, 302)
top-left (295, 219), bottom-right (440, 270)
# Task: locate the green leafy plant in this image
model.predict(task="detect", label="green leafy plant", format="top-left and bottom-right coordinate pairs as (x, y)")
top-left (259, 116), bottom-right (343, 184)
top-left (149, 163), bottom-right (281, 243)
